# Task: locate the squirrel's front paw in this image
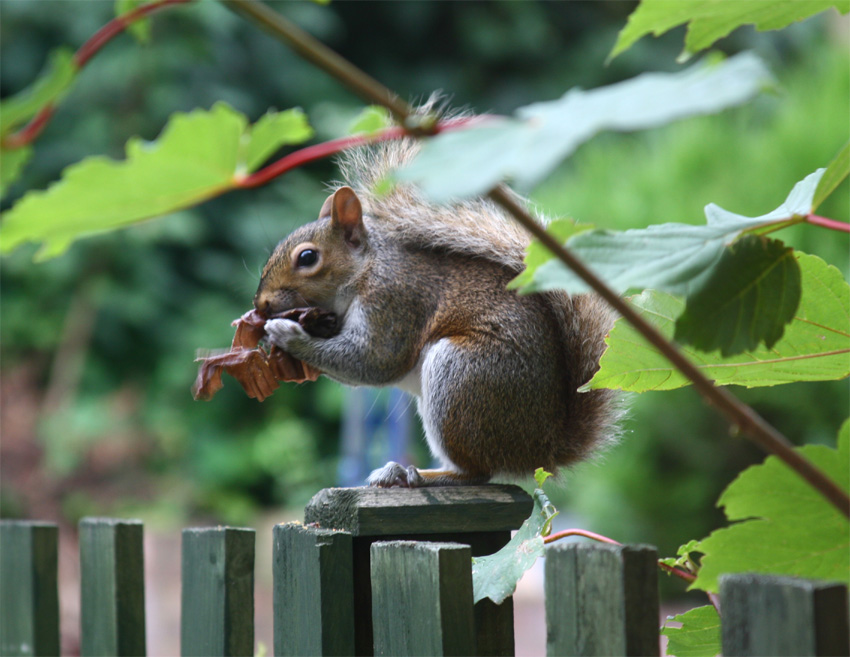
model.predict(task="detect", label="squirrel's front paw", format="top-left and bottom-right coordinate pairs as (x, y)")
top-left (368, 461), bottom-right (424, 488)
top-left (264, 318), bottom-right (309, 349)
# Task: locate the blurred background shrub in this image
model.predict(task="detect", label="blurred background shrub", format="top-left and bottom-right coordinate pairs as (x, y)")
top-left (1, 0), bottom-right (847, 576)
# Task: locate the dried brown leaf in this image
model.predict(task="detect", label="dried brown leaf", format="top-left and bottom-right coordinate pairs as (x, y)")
top-left (193, 306), bottom-right (337, 401)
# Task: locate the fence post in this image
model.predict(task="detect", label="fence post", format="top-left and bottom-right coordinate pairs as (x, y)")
top-left (79, 518), bottom-right (146, 656)
top-left (304, 485), bottom-right (532, 656)
top-left (371, 541), bottom-right (475, 657)
top-left (0, 521), bottom-right (60, 657)
top-left (544, 542), bottom-right (660, 657)
top-left (273, 523), bottom-right (355, 656)
top-left (720, 573), bottom-right (850, 656)
top-left (181, 527), bottom-right (255, 657)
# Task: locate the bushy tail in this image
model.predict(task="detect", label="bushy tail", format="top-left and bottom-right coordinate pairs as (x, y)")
top-left (549, 290), bottom-right (625, 462)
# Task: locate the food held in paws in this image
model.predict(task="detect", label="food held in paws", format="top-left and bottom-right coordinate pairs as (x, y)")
top-left (192, 307), bottom-right (338, 401)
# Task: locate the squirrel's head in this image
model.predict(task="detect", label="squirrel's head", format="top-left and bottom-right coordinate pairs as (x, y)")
top-left (254, 186), bottom-right (367, 317)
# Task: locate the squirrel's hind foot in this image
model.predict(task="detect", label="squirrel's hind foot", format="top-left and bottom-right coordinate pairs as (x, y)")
top-left (368, 462), bottom-right (425, 488)
top-left (367, 462), bottom-right (490, 488)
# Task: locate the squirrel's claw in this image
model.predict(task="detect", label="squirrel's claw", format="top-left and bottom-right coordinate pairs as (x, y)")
top-left (368, 461), bottom-right (424, 488)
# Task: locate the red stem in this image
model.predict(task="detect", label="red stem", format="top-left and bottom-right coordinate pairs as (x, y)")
top-left (2, 0), bottom-right (192, 149)
top-left (3, 106), bottom-right (55, 149)
top-left (75, 0), bottom-right (192, 67)
top-left (238, 128), bottom-right (408, 189)
top-left (543, 528), bottom-right (622, 546)
top-left (236, 115), bottom-right (497, 189)
top-left (806, 214), bottom-right (850, 233)
top-left (542, 528), bottom-right (697, 585)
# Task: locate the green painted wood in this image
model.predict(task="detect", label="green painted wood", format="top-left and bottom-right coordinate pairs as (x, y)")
top-left (0, 521), bottom-right (59, 657)
top-left (304, 485), bottom-right (532, 536)
top-left (544, 542), bottom-right (659, 657)
top-left (370, 541), bottom-right (475, 657)
top-left (720, 574), bottom-right (850, 656)
top-left (79, 518), bottom-right (146, 656)
top-left (306, 487), bottom-right (523, 656)
top-left (181, 527), bottom-right (254, 657)
top-left (273, 523), bottom-right (355, 656)
top-left (469, 531), bottom-right (516, 657)
top-left (354, 531), bottom-right (516, 656)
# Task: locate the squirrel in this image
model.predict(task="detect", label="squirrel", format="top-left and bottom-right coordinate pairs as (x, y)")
top-left (254, 134), bottom-right (623, 488)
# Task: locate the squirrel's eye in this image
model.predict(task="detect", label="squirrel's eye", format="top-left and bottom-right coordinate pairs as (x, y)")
top-left (296, 248), bottom-right (319, 268)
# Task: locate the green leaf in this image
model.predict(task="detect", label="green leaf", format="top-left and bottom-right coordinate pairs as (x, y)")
top-left (661, 605), bottom-right (721, 657)
top-left (115, 0), bottom-right (151, 44)
top-left (691, 422), bottom-right (849, 593)
top-left (584, 253), bottom-right (850, 392)
top-left (508, 219), bottom-right (590, 290)
top-left (661, 539), bottom-right (702, 570)
top-left (242, 108), bottom-right (313, 173)
top-left (610, 0), bottom-right (850, 62)
top-left (518, 169), bottom-right (823, 297)
top-left (533, 467), bottom-right (553, 488)
top-left (0, 48), bottom-right (77, 137)
top-left (0, 146), bottom-right (32, 198)
top-left (0, 104), bottom-right (313, 260)
top-left (813, 141), bottom-right (850, 211)
top-left (398, 52), bottom-right (772, 201)
top-left (348, 106), bottom-right (392, 136)
top-left (472, 486), bottom-right (558, 604)
top-left (674, 236), bottom-right (801, 356)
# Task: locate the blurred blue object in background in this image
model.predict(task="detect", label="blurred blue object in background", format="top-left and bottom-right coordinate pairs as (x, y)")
top-left (338, 387), bottom-right (413, 487)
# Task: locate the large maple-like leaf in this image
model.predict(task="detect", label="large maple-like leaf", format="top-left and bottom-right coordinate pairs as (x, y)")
top-left (0, 103), bottom-right (313, 260)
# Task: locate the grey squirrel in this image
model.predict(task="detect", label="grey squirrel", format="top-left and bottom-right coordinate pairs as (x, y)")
top-left (254, 137), bottom-right (623, 487)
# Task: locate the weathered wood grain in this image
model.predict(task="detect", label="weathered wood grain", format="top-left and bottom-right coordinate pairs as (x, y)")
top-left (273, 522), bottom-right (355, 656)
top-left (371, 541), bottom-right (475, 657)
top-left (544, 542), bottom-right (659, 656)
top-left (181, 527), bottom-right (255, 657)
top-left (304, 485), bottom-right (532, 535)
top-left (0, 521), bottom-right (60, 657)
top-left (79, 518), bottom-right (146, 656)
top-left (720, 573), bottom-right (849, 656)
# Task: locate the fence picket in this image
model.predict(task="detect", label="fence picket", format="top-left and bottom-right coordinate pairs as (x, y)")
top-left (79, 518), bottom-right (146, 656)
top-left (371, 541), bottom-right (476, 657)
top-left (0, 521), bottom-right (60, 657)
top-left (544, 542), bottom-right (660, 657)
top-left (273, 522), bottom-right (355, 656)
top-left (180, 527), bottom-right (255, 657)
top-left (720, 573), bottom-right (850, 656)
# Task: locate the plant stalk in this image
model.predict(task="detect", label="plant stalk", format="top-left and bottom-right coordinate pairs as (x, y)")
top-left (222, 0), bottom-right (414, 126)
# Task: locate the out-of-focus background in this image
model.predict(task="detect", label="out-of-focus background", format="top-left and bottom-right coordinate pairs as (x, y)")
top-left (2, 1), bottom-right (848, 655)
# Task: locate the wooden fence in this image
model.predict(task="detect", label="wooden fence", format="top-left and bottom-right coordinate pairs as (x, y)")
top-left (1, 485), bottom-right (847, 657)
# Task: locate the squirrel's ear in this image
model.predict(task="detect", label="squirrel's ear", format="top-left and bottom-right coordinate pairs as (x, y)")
top-left (330, 186), bottom-right (364, 247)
top-left (318, 193), bottom-right (334, 220)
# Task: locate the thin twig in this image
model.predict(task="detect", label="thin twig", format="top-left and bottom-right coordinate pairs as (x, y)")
top-left (222, 0), bottom-right (415, 127)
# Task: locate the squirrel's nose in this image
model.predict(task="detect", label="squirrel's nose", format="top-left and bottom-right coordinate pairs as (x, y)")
top-left (254, 293), bottom-right (271, 317)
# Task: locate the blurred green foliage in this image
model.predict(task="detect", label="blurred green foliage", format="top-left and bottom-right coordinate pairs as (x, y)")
top-left (1, 0), bottom-right (847, 563)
